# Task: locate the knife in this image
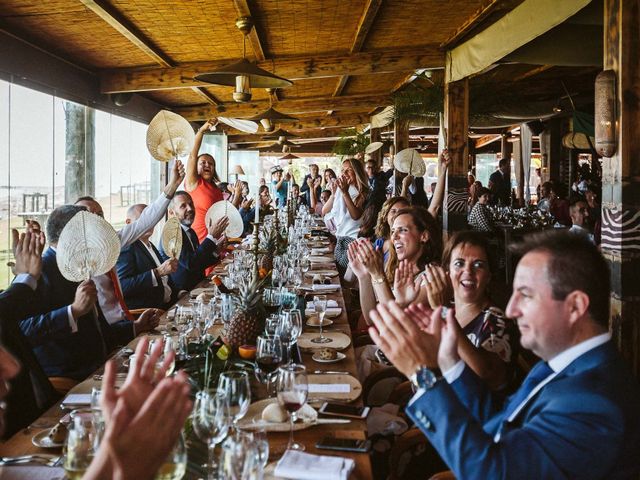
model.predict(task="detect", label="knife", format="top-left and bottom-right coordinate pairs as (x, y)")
top-left (311, 370), bottom-right (351, 375)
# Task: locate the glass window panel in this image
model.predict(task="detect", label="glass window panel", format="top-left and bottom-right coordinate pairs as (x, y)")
top-left (0, 80), bottom-right (10, 289)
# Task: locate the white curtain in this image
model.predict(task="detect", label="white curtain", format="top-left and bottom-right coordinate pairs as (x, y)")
top-left (520, 123), bottom-right (533, 203)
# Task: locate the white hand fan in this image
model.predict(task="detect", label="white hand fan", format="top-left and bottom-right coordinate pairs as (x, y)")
top-left (161, 217), bottom-right (183, 259)
top-left (365, 141), bottom-right (383, 154)
top-left (395, 148), bottom-right (426, 177)
top-left (56, 211), bottom-right (121, 282)
top-left (218, 117), bottom-right (259, 134)
top-left (205, 201), bottom-right (244, 239)
top-left (146, 110), bottom-right (195, 162)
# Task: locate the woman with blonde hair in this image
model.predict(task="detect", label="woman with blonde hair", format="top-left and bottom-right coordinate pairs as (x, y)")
top-left (323, 157), bottom-right (370, 273)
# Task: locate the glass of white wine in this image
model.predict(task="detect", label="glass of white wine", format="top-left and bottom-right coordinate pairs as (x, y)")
top-left (63, 409), bottom-right (101, 480)
top-left (154, 431), bottom-right (187, 480)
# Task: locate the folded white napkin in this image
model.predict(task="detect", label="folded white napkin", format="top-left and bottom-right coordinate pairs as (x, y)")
top-left (311, 247), bottom-right (331, 255)
top-left (304, 307), bottom-right (342, 317)
top-left (308, 383), bottom-right (351, 393)
top-left (366, 403), bottom-right (409, 437)
top-left (306, 300), bottom-right (339, 308)
top-left (309, 255), bottom-right (333, 262)
top-left (61, 393), bottom-right (91, 408)
top-left (274, 450), bottom-right (355, 480)
top-left (310, 284), bottom-right (340, 292)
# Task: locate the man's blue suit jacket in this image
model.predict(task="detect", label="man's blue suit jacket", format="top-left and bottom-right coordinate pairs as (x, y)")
top-left (406, 341), bottom-right (640, 479)
top-left (159, 227), bottom-right (218, 291)
top-left (116, 239), bottom-right (176, 310)
top-left (19, 248), bottom-right (134, 380)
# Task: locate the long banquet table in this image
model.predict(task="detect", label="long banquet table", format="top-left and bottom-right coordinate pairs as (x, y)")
top-left (0, 247), bottom-right (373, 479)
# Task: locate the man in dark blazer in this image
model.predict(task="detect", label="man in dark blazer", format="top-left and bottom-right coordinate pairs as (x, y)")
top-left (116, 204), bottom-right (178, 309)
top-left (369, 231), bottom-right (640, 479)
top-left (0, 229), bottom-right (59, 438)
top-left (159, 191), bottom-right (228, 291)
top-left (19, 205), bottom-right (162, 381)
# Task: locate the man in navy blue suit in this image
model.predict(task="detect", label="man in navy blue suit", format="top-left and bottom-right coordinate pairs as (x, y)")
top-left (19, 205), bottom-right (163, 381)
top-left (116, 204), bottom-right (178, 309)
top-left (369, 231), bottom-right (640, 479)
top-left (159, 191), bottom-right (228, 291)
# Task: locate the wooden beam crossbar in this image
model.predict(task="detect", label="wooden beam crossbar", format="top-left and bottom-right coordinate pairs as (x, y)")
top-left (80, 0), bottom-right (174, 68)
top-left (100, 49), bottom-right (444, 93)
top-left (175, 94), bottom-right (390, 120)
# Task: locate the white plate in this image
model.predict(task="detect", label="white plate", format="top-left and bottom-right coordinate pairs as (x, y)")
top-left (306, 318), bottom-right (334, 327)
top-left (236, 399), bottom-right (317, 432)
top-left (312, 351), bottom-right (346, 363)
top-left (32, 430), bottom-right (64, 449)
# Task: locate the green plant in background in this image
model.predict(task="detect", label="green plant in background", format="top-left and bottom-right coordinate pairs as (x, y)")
top-left (331, 128), bottom-right (371, 156)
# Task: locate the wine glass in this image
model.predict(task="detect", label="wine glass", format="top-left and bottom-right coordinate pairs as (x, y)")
top-left (218, 371), bottom-right (251, 430)
top-left (255, 334), bottom-right (283, 384)
top-left (218, 430), bottom-right (263, 480)
top-left (311, 295), bottom-right (330, 344)
top-left (276, 311), bottom-right (302, 364)
top-left (154, 431), bottom-right (187, 480)
top-left (192, 389), bottom-right (231, 479)
top-left (276, 364), bottom-right (308, 451)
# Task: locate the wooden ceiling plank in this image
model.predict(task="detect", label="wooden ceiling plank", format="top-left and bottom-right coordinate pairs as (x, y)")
top-left (333, 76), bottom-right (349, 97)
top-left (440, 0), bottom-right (508, 49)
top-left (512, 64), bottom-right (554, 81)
top-left (475, 133), bottom-right (502, 148)
top-left (351, 0), bottom-right (383, 53)
top-left (191, 87), bottom-right (222, 106)
top-left (79, 0), bottom-right (174, 68)
top-left (232, 0), bottom-right (266, 61)
top-left (228, 127), bottom-right (348, 143)
top-left (176, 94), bottom-right (389, 121)
top-left (100, 48), bottom-right (444, 93)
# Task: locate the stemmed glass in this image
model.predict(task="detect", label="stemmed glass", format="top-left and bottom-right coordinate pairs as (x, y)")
top-left (276, 310), bottom-right (302, 364)
top-left (276, 364), bottom-right (309, 451)
top-left (255, 334), bottom-right (283, 389)
top-left (192, 389), bottom-right (231, 480)
top-left (155, 432), bottom-right (187, 480)
top-left (218, 371), bottom-right (251, 432)
top-left (311, 295), bottom-right (330, 344)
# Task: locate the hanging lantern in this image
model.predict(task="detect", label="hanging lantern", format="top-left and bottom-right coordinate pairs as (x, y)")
top-left (595, 70), bottom-right (617, 157)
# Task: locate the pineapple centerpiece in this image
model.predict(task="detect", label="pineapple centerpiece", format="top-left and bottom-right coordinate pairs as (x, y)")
top-left (258, 223), bottom-right (279, 272)
top-left (221, 269), bottom-right (265, 350)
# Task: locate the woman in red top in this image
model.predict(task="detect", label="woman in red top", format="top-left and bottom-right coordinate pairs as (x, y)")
top-left (185, 119), bottom-right (224, 242)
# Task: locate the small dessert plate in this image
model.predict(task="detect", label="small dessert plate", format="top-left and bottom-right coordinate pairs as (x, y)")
top-left (32, 430), bottom-right (64, 449)
top-left (312, 351), bottom-right (346, 363)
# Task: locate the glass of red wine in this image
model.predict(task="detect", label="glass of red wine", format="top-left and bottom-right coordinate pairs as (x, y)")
top-left (276, 364), bottom-right (308, 451)
top-left (255, 334), bottom-right (283, 394)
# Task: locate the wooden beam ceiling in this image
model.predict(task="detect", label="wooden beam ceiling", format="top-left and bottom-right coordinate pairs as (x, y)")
top-left (331, 0), bottom-right (383, 110)
top-left (100, 48), bottom-right (444, 93)
top-left (441, 0), bottom-right (514, 49)
top-left (284, 113), bottom-right (372, 130)
top-left (228, 127), bottom-right (348, 144)
top-left (232, 0), bottom-right (266, 61)
top-left (79, 0), bottom-right (173, 68)
top-left (175, 94), bottom-right (389, 120)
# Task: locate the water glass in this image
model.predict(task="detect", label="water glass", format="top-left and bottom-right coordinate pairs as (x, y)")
top-left (193, 390), bottom-right (231, 479)
top-left (218, 431), bottom-right (263, 480)
top-left (64, 409), bottom-right (102, 479)
top-left (218, 371), bottom-right (251, 428)
top-left (311, 295), bottom-right (330, 344)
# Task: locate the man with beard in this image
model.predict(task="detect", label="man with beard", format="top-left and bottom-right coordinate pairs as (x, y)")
top-left (159, 191), bottom-right (229, 291)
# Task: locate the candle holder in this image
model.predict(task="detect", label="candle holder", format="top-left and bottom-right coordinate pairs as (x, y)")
top-left (249, 222), bottom-right (268, 278)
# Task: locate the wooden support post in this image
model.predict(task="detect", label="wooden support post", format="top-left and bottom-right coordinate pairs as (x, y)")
top-left (443, 78), bottom-right (469, 235)
top-left (370, 127), bottom-right (382, 167)
top-left (602, 0), bottom-right (640, 374)
top-left (392, 120), bottom-right (409, 195)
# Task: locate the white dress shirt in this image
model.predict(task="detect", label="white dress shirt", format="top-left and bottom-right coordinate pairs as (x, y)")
top-left (141, 240), bottom-right (172, 303)
top-left (95, 193), bottom-right (171, 324)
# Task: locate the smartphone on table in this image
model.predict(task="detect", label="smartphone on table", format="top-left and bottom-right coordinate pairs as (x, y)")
top-left (318, 402), bottom-right (370, 419)
top-left (316, 436), bottom-right (372, 453)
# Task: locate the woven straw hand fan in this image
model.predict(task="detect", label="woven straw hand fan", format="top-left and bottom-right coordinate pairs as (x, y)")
top-left (146, 110), bottom-right (195, 162)
top-left (205, 201), bottom-right (244, 239)
top-left (161, 217), bottom-right (183, 259)
top-left (56, 211), bottom-right (121, 282)
top-left (395, 148), bottom-right (426, 177)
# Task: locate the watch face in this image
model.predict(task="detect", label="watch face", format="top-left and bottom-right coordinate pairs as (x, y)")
top-left (418, 368), bottom-right (437, 389)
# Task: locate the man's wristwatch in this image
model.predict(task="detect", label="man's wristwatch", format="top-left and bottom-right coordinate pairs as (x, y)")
top-left (409, 366), bottom-right (439, 390)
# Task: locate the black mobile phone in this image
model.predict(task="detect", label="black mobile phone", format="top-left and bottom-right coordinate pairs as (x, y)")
top-left (319, 402), bottom-right (370, 419)
top-left (316, 437), bottom-right (371, 453)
